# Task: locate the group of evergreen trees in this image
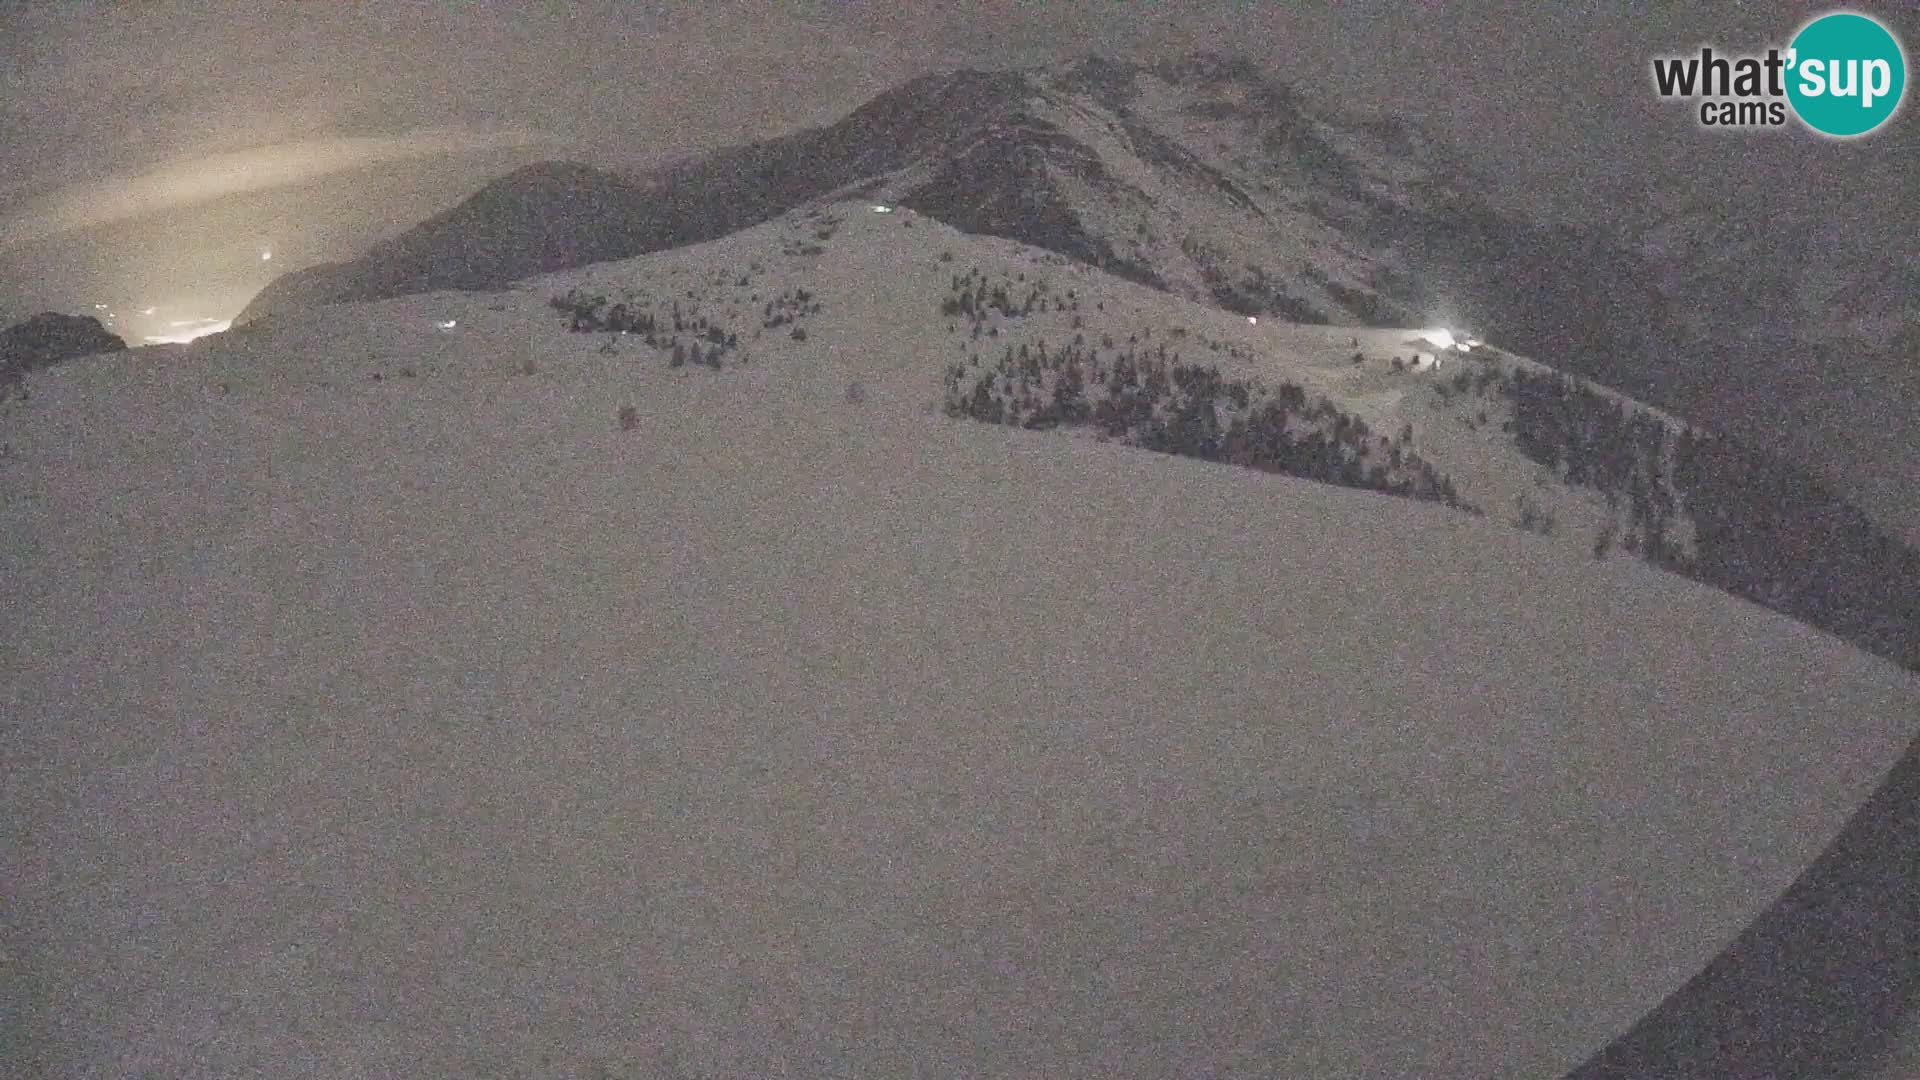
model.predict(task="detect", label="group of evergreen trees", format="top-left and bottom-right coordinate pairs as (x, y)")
top-left (939, 269), bottom-right (1085, 339)
top-left (941, 312), bottom-right (1920, 670)
top-left (1672, 427), bottom-right (1920, 670)
top-left (780, 211), bottom-right (836, 257)
top-left (1492, 365), bottom-right (1684, 564)
top-left (550, 289), bottom-right (737, 370)
top-left (762, 288), bottom-right (821, 329)
top-left (943, 335), bottom-right (1471, 512)
top-left (1493, 360), bottom-right (1920, 671)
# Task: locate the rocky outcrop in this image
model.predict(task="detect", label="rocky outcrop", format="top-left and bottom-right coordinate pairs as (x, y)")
top-left (0, 312), bottom-right (127, 389)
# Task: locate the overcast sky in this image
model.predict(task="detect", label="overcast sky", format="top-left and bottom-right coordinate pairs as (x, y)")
top-left (1, 0), bottom-right (1913, 337)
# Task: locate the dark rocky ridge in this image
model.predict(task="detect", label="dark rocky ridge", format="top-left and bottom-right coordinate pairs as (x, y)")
top-left (0, 312), bottom-right (126, 392)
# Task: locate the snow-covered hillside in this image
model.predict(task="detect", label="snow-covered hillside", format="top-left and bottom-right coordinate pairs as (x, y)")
top-left (518, 205), bottom-right (1702, 578)
top-left (5, 203), bottom-right (1917, 1078)
top-left (499, 204), bottom-right (1920, 674)
top-left (232, 53), bottom-right (1623, 374)
top-left (234, 50), bottom-right (1920, 550)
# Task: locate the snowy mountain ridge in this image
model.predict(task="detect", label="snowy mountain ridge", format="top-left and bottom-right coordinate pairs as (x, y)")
top-left (237, 51), bottom-right (1620, 367)
top-left (7, 192), bottom-right (1918, 1078)
top-left (234, 50), bottom-right (1920, 551)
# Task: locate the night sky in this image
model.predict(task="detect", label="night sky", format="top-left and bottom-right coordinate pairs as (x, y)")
top-left (1, 1), bottom-right (1914, 343)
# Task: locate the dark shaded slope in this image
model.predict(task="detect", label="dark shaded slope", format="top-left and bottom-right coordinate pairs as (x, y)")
top-left (237, 163), bottom-right (663, 318)
top-left (899, 116), bottom-right (1167, 291)
top-left (1568, 726), bottom-right (1920, 1079)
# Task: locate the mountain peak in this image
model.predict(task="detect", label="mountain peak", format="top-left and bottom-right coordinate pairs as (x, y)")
top-left (493, 160), bottom-right (638, 187)
top-left (230, 56), bottom-right (1581, 379)
top-left (1157, 49), bottom-right (1266, 83)
top-left (1048, 50), bottom-right (1279, 98)
top-left (1048, 52), bottom-right (1141, 102)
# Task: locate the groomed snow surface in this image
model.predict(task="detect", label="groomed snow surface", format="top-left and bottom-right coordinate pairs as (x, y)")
top-left (6, 218), bottom-right (1918, 1077)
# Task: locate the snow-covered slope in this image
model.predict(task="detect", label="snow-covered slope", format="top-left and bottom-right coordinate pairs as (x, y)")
top-left (516, 206), bottom-right (1693, 574)
top-left (6, 204), bottom-right (1917, 1079)
top-left (235, 52), bottom-right (1652, 395)
top-left (516, 205), bottom-right (1920, 672)
top-left (234, 50), bottom-right (1920, 552)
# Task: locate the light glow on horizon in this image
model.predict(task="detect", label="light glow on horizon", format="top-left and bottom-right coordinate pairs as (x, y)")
top-left (0, 128), bottom-right (571, 250)
top-left (143, 317), bottom-right (231, 344)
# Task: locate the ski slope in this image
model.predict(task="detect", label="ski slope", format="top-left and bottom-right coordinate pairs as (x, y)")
top-left (5, 208), bottom-right (1917, 1078)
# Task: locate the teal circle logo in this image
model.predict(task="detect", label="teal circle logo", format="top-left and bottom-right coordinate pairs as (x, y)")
top-left (1786, 12), bottom-right (1907, 137)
